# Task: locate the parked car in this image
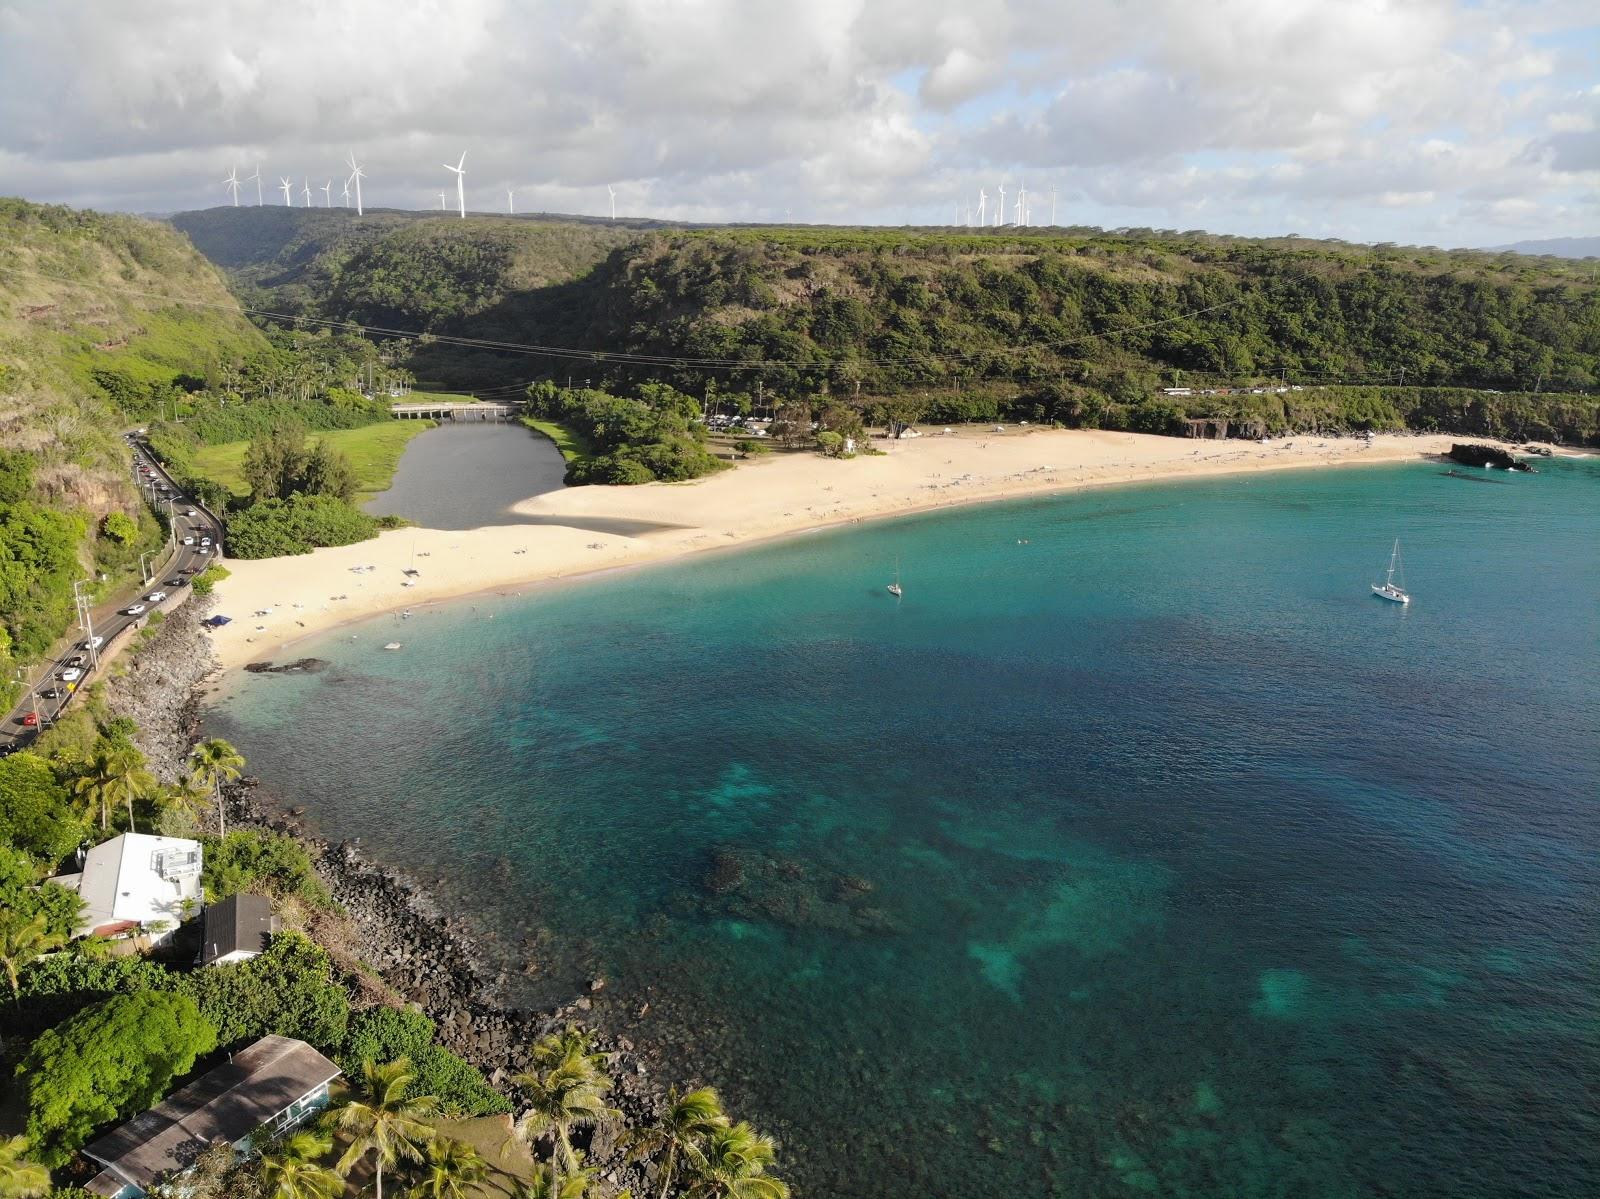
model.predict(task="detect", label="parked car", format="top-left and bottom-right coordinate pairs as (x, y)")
top-left (146, 591), bottom-right (167, 603)
top-left (60, 667), bottom-right (83, 682)
top-left (124, 603), bottom-right (146, 616)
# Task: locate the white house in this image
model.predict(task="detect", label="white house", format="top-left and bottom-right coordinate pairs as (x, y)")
top-left (50, 832), bottom-right (203, 945)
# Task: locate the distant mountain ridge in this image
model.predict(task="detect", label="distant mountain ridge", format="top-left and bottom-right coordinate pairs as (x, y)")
top-left (1491, 236), bottom-right (1600, 259)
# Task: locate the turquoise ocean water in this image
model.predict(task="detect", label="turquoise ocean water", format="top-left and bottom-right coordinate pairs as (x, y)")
top-left (211, 458), bottom-right (1599, 1197)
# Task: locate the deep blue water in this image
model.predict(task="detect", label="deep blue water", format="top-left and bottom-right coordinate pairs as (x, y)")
top-left (211, 458), bottom-right (1600, 1198)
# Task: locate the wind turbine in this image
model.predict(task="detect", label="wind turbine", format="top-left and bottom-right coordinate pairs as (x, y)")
top-left (438, 191), bottom-right (447, 211)
top-left (1050, 187), bottom-right (1057, 226)
top-left (996, 181), bottom-right (1006, 227)
top-left (279, 176), bottom-right (293, 206)
top-left (301, 177), bottom-right (312, 207)
top-left (444, 151), bottom-right (466, 219)
top-left (222, 166), bottom-right (241, 206)
top-left (1015, 181), bottom-right (1026, 227)
top-left (607, 184), bottom-right (616, 220)
top-left (321, 180), bottom-right (332, 207)
top-left (341, 178), bottom-right (351, 208)
top-left (507, 187), bottom-right (515, 215)
top-left (346, 151), bottom-right (365, 216)
top-left (249, 163), bottom-right (262, 205)
top-left (977, 188), bottom-right (986, 226)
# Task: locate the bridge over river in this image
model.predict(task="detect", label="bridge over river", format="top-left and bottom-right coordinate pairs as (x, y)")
top-left (391, 400), bottom-right (518, 421)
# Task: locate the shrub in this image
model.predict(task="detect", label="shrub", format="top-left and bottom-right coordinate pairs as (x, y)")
top-left (21, 991), bottom-right (217, 1165)
top-left (203, 829), bottom-right (328, 906)
top-left (224, 494), bottom-right (378, 559)
top-left (188, 564), bottom-right (230, 596)
top-left (179, 932), bottom-right (348, 1051)
top-left (338, 1006), bottom-right (509, 1116)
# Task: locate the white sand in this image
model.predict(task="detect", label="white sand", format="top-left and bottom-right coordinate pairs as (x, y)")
top-left (208, 428), bottom-right (1467, 669)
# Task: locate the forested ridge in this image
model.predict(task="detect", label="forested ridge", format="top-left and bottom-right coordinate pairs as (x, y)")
top-left (168, 208), bottom-right (1600, 443)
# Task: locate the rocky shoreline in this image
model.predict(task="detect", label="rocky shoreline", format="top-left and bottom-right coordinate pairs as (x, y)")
top-left (108, 598), bottom-right (672, 1193)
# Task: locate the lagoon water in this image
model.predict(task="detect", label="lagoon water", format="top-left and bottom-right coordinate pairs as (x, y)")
top-left (364, 423), bottom-right (567, 528)
top-left (212, 458), bottom-right (1600, 1198)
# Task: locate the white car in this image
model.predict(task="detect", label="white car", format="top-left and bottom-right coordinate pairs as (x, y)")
top-left (82, 636), bottom-right (103, 650)
top-left (60, 667), bottom-right (83, 682)
top-left (124, 603), bottom-right (146, 616)
top-left (185, 508), bottom-right (197, 517)
top-left (146, 591), bottom-right (167, 603)
top-left (200, 536), bottom-right (212, 546)
top-left (182, 536), bottom-right (196, 546)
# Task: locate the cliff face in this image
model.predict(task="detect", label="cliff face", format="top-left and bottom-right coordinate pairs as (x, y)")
top-left (0, 198), bottom-right (267, 662)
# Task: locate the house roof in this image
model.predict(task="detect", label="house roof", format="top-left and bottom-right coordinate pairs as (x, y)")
top-left (199, 893), bottom-right (278, 965)
top-left (82, 1036), bottom-right (340, 1191)
top-left (52, 832), bottom-right (203, 937)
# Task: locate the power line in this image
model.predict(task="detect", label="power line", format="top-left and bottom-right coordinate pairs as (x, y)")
top-left (0, 261), bottom-right (1245, 375)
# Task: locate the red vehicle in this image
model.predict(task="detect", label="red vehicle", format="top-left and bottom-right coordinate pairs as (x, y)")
top-left (21, 712), bottom-right (39, 727)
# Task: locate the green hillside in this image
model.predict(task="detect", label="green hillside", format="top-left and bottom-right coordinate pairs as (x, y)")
top-left (0, 198), bottom-right (268, 676)
top-left (171, 211), bottom-right (1599, 418)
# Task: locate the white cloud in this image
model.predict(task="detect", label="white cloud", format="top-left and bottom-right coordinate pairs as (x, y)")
top-left (0, 0), bottom-right (1593, 244)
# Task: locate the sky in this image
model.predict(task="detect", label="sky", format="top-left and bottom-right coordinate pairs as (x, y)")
top-left (0, 0), bottom-right (1595, 247)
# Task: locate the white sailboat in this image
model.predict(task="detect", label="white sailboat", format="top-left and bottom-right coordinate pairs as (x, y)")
top-left (886, 558), bottom-right (903, 598)
top-left (1371, 539), bottom-right (1410, 604)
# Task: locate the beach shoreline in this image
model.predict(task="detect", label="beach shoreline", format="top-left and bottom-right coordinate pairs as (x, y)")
top-left (204, 428), bottom-right (1517, 670)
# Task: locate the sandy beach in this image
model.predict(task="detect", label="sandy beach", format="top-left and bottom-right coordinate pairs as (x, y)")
top-left (207, 427), bottom-right (1470, 669)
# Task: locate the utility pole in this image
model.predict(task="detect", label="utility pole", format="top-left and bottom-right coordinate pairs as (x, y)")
top-left (1534, 371), bottom-right (1543, 394)
top-left (139, 550), bottom-right (155, 585)
top-left (1398, 365), bottom-right (1405, 387)
top-left (72, 581), bottom-right (100, 671)
top-left (15, 667), bottom-right (41, 731)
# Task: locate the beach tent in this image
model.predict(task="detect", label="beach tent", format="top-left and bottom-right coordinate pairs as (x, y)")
top-left (204, 615), bottom-right (232, 627)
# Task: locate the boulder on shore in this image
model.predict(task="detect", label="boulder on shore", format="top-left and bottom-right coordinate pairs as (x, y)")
top-left (1447, 443), bottom-right (1533, 472)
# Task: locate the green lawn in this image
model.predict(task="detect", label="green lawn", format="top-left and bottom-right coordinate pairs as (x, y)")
top-left (190, 420), bottom-right (435, 499)
top-left (521, 416), bottom-right (594, 465)
top-left (404, 390), bottom-right (482, 404)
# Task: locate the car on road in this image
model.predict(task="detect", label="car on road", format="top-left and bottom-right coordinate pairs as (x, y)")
top-left (146, 591), bottom-right (167, 603)
top-left (66, 655), bottom-right (85, 668)
top-left (182, 536), bottom-right (196, 546)
top-left (185, 508), bottom-right (197, 517)
top-left (167, 577), bottom-right (186, 587)
top-left (124, 603), bottom-right (146, 616)
top-left (60, 668), bottom-right (83, 682)
top-left (20, 712), bottom-right (38, 728)
top-left (38, 687), bottom-right (63, 700)
top-left (81, 636), bottom-right (103, 650)
top-left (200, 536), bottom-right (212, 546)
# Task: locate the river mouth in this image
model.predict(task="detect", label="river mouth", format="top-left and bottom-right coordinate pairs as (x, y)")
top-left (211, 461), bottom-right (1600, 1199)
top-left (365, 422), bottom-right (569, 529)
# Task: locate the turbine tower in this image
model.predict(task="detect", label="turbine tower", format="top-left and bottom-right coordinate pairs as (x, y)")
top-left (977, 188), bottom-right (986, 226)
top-left (1015, 181), bottom-right (1026, 227)
top-left (444, 151), bottom-right (466, 219)
top-left (278, 176), bottom-right (293, 206)
top-left (1050, 187), bottom-right (1057, 226)
top-left (247, 164), bottom-right (262, 205)
top-left (321, 180), bottom-right (332, 207)
top-left (507, 187), bottom-right (515, 215)
top-left (439, 191), bottom-right (447, 210)
top-left (996, 181), bottom-right (1006, 227)
top-left (222, 166), bottom-right (241, 206)
top-left (346, 151), bottom-right (365, 216)
top-left (341, 178), bottom-right (351, 208)
top-left (608, 184), bottom-right (616, 220)
top-left (302, 178), bottom-right (312, 207)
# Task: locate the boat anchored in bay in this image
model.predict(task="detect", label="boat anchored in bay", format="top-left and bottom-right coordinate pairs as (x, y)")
top-left (1371, 539), bottom-right (1410, 604)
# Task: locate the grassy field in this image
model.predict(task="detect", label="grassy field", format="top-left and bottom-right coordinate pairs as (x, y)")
top-left (521, 416), bottom-right (594, 465)
top-left (190, 420), bottom-right (435, 498)
top-left (405, 390), bottom-right (483, 404)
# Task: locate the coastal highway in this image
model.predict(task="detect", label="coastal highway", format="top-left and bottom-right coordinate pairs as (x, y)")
top-left (0, 438), bottom-right (223, 754)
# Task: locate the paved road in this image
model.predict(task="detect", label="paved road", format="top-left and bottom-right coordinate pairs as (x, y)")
top-left (0, 438), bottom-right (223, 753)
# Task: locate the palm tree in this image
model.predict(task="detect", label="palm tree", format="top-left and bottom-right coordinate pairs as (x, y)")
top-left (519, 1163), bottom-right (596, 1199)
top-left (406, 1137), bottom-right (488, 1199)
top-left (0, 1136), bottom-right (49, 1199)
top-left (0, 915), bottom-right (63, 1002)
top-left (680, 1123), bottom-right (788, 1199)
top-left (188, 737), bottom-right (245, 837)
top-left (512, 1032), bottom-right (619, 1199)
top-left (333, 1058), bottom-right (439, 1199)
top-left (624, 1087), bottom-right (728, 1199)
top-left (70, 741), bottom-right (157, 832)
top-left (260, 1129), bottom-right (342, 1199)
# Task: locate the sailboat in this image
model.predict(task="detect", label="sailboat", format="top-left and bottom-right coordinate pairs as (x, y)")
top-left (886, 558), bottom-right (903, 598)
top-left (1371, 539), bottom-right (1410, 604)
